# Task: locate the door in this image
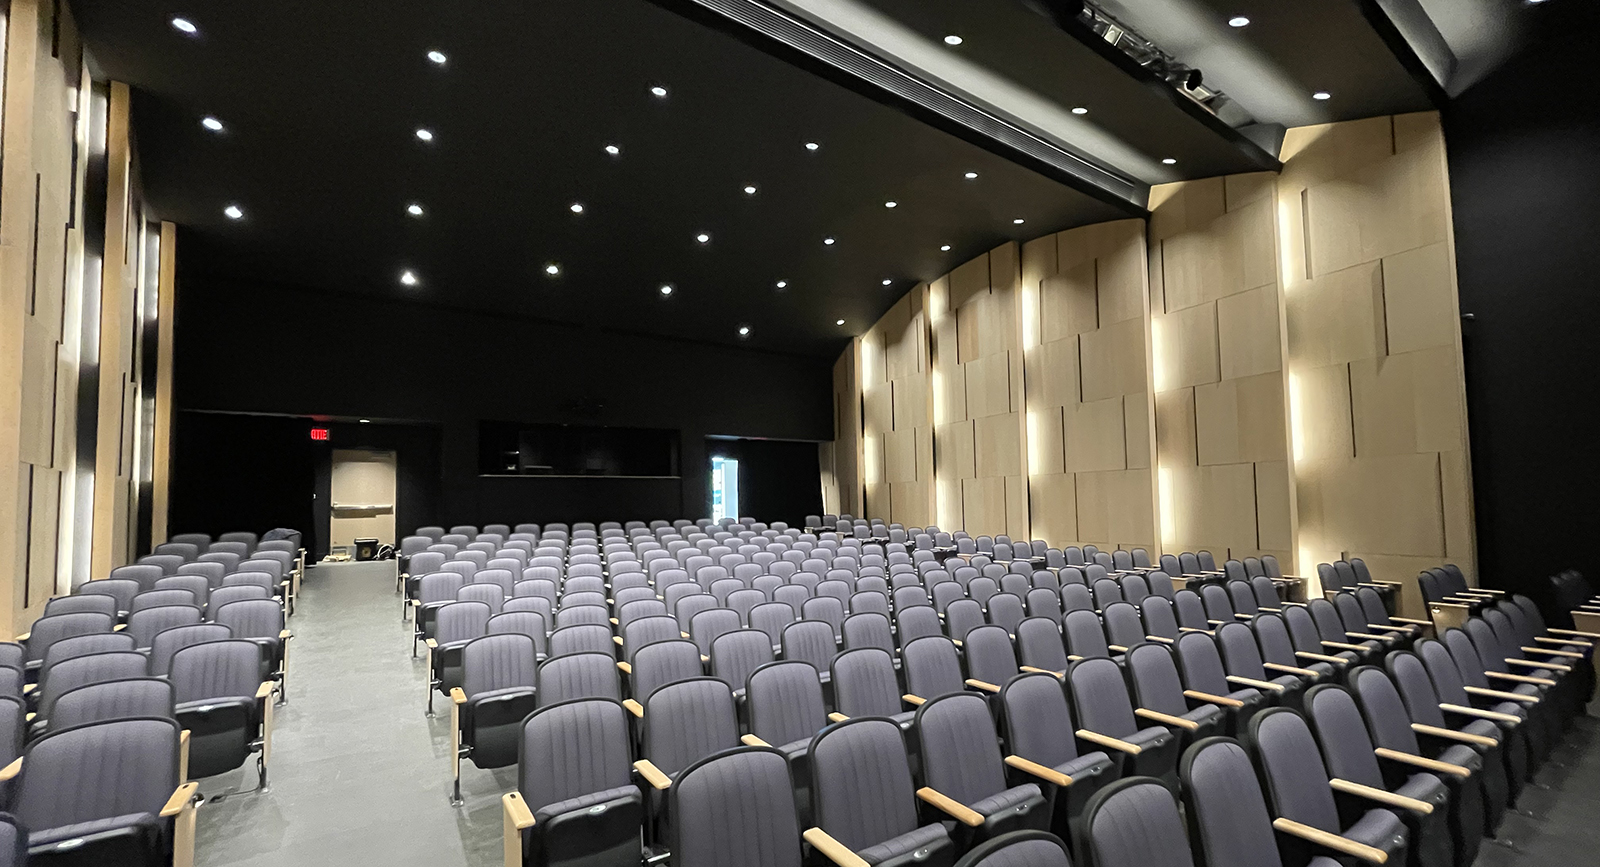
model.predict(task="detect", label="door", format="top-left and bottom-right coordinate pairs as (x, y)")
top-left (329, 449), bottom-right (397, 549)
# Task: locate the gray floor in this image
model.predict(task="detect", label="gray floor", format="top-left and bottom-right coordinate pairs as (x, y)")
top-left (195, 560), bottom-right (1600, 867)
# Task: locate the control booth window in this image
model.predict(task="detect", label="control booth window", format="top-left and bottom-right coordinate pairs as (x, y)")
top-left (478, 421), bottom-right (680, 477)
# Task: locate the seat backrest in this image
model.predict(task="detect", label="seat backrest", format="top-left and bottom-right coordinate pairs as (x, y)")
top-left (1302, 683), bottom-right (1387, 791)
top-left (536, 652), bottom-right (621, 705)
top-left (1084, 778), bottom-right (1194, 867)
top-left (518, 698), bottom-right (636, 817)
top-left (841, 612), bottom-right (894, 656)
top-left (988, 593), bottom-right (1026, 634)
top-left (554, 604), bottom-right (610, 631)
top-left (1248, 708), bottom-right (1339, 831)
top-left (916, 692), bottom-right (1009, 806)
top-left (1124, 642), bottom-right (1191, 717)
top-left (1145, 571), bottom-right (1176, 601)
top-left (1345, 666), bottom-right (1424, 755)
top-left (945, 599), bottom-right (986, 643)
top-left (24, 612), bottom-right (116, 663)
top-left (39, 633), bottom-right (138, 678)
top-left (1140, 596), bottom-right (1181, 641)
top-left (1061, 584), bottom-right (1093, 615)
top-left (1174, 631), bottom-right (1234, 696)
top-left (548, 623), bottom-right (614, 659)
top-left (632, 639), bottom-right (705, 702)
top-left (169, 639), bottom-right (262, 703)
top-left (1015, 616), bottom-right (1070, 673)
top-left (809, 717), bottom-right (923, 851)
top-left (746, 661), bottom-right (826, 748)
top-left (642, 677), bottom-right (740, 777)
top-left (780, 620), bottom-right (837, 675)
top-left (1025, 588), bottom-right (1063, 624)
top-left (903, 635), bottom-right (966, 702)
top-left (74, 578), bottom-right (140, 613)
top-left (456, 583), bottom-right (504, 616)
top-left (670, 747), bottom-right (802, 867)
top-left (1226, 580), bottom-right (1258, 617)
top-left (126, 605), bottom-right (203, 649)
top-left (1180, 738), bottom-right (1285, 867)
top-left (36, 651), bottom-right (150, 719)
top-left (131, 589), bottom-right (198, 615)
top-left (15, 717), bottom-right (181, 834)
top-left (964, 624), bottom-right (1019, 688)
top-left (829, 648), bottom-right (901, 718)
top-left (462, 634), bottom-right (539, 699)
top-left (148, 623), bottom-right (233, 676)
top-left (895, 606), bottom-right (943, 650)
top-left (1214, 621), bottom-right (1269, 679)
top-left (710, 630), bottom-right (774, 693)
top-left (222, 571), bottom-right (277, 594)
top-left (1102, 602), bottom-right (1146, 650)
top-left (1068, 657), bottom-right (1140, 739)
top-left (43, 594), bottom-right (118, 619)
top-left (49, 677), bottom-right (176, 731)
top-left (435, 601), bottom-right (493, 646)
top-left (1063, 609), bottom-right (1112, 659)
top-left (999, 672), bottom-right (1085, 769)
top-left (1411, 638), bottom-right (1472, 705)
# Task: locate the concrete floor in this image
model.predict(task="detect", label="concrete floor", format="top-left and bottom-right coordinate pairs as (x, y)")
top-left (194, 559), bottom-right (1600, 867)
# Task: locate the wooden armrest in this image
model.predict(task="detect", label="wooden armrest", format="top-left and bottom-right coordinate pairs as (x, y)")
top-left (965, 678), bottom-right (1001, 693)
top-left (613, 635), bottom-right (624, 646)
top-left (280, 630), bottom-right (292, 640)
top-left (1430, 601), bottom-right (1470, 610)
top-left (623, 699), bottom-right (644, 718)
top-left (1136, 707), bottom-right (1200, 731)
top-left (1330, 778), bottom-right (1432, 814)
top-left (425, 638), bottom-right (438, 649)
top-left (1367, 624), bottom-right (1410, 634)
top-left (700, 655), bottom-right (710, 664)
top-left (1019, 665), bottom-right (1065, 678)
top-left (617, 661), bottom-right (632, 674)
top-left (1272, 817), bottom-right (1387, 864)
top-left (1263, 662), bottom-right (1321, 677)
top-left (1184, 688), bottom-right (1245, 708)
top-left (633, 759), bottom-right (672, 790)
top-left (902, 694), bottom-right (925, 706)
top-left (1439, 702), bottom-right (1520, 724)
top-left (741, 734), bottom-right (771, 748)
top-left (1505, 657), bottom-right (1570, 672)
top-left (1534, 635), bottom-right (1593, 648)
top-left (1107, 644), bottom-right (1129, 653)
top-left (1345, 632), bottom-right (1391, 642)
top-left (160, 782), bottom-right (200, 817)
top-left (828, 712), bottom-right (849, 723)
top-left (1076, 728), bottom-right (1142, 754)
top-left (1179, 627), bottom-right (1215, 635)
top-left (1067, 654), bottom-right (1084, 661)
top-left (1462, 685), bottom-right (1537, 704)
top-left (1411, 722), bottom-right (1496, 746)
top-left (0, 757), bottom-right (20, 782)
top-left (13, 633), bottom-right (27, 642)
top-left (951, 639), bottom-right (962, 647)
top-left (1389, 616), bottom-right (1434, 626)
top-left (1295, 651), bottom-right (1349, 665)
top-left (1227, 674), bottom-right (1285, 692)
top-left (1484, 670), bottom-right (1555, 686)
top-left (1145, 634), bottom-right (1174, 644)
top-left (503, 792), bottom-right (536, 830)
top-left (450, 687), bottom-right (467, 706)
top-left (21, 684), bottom-right (33, 695)
top-left (916, 787), bottom-right (984, 827)
top-left (1374, 747), bottom-right (1470, 778)
top-left (1259, 605), bottom-right (1283, 613)
top-left (681, 632), bottom-right (691, 639)
top-left (1321, 640), bottom-right (1369, 652)
top-left (1235, 613), bottom-right (1254, 620)
top-left (804, 827), bottom-right (870, 867)
top-left (256, 681), bottom-right (275, 700)
top-left (1550, 627), bottom-right (1600, 639)
top-left (1005, 754), bottom-right (1073, 786)
top-left (1207, 619), bottom-right (1227, 626)
top-left (1467, 587), bottom-right (1505, 595)
top-left (1522, 645), bottom-right (1585, 659)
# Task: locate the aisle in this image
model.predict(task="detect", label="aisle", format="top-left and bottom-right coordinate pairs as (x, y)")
top-left (195, 561), bottom-right (505, 867)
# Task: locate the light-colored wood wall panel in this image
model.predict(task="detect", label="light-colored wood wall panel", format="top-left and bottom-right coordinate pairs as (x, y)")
top-left (963, 352), bottom-right (1013, 418)
top-left (1168, 463), bottom-right (1258, 553)
top-left (1301, 453), bottom-right (1445, 558)
top-left (1157, 303), bottom-right (1220, 390)
top-left (974, 412), bottom-right (1022, 479)
top-left (1029, 404), bottom-right (1065, 477)
top-left (1381, 242), bottom-right (1458, 355)
top-left (1255, 460), bottom-right (1294, 553)
top-left (936, 420), bottom-right (975, 481)
top-left (1040, 261), bottom-right (1098, 344)
top-left (1285, 262), bottom-right (1386, 369)
top-left (1155, 388), bottom-right (1198, 468)
top-left (961, 476), bottom-right (1008, 538)
top-left (1195, 372), bottom-right (1286, 466)
top-left (1348, 346), bottom-right (1463, 458)
top-left (1079, 317), bottom-right (1146, 402)
top-left (1030, 472), bottom-right (1077, 544)
top-left (1064, 398), bottom-right (1126, 473)
top-left (1123, 394), bottom-right (1150, 471)
top-left (1029, 337), bottom-right (1080, 408)
top-left (883, 427), bottom-right (918, 483)
top-left (1216, 284), bottom-right (1283, 380)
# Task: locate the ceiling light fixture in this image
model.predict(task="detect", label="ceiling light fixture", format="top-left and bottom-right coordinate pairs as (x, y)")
top-left (738, 326), bottom-right (751, 337)
top-left (805, 142), bottom-right (820, 151)
top-left (964, 171), bottom-right (978, 179)
top-left (836, 319), bottom-right (846, 326)
top-left (605, 144), bottom-right (620, 156)
top-left (544, 263), bottom-right (561, 277)
top-left (881, 279), bottom-right (892, 286)
top-left (223, 204), bottom-right (244, 220)
top-left (170, 17), bottom-right (198, 35)
top-left (1228, 16), bottom-right (1250, 27)
top-left (1071, 106), bottom-right (1088, 115)
top-left (427, 50), bottom-right (448, 65)
top-left (940, 244), bottom-right (951, 252)
top-left (415, 128), bottom-right (434, 142)
top-left (884, 201), bottom-right (897, 208)
top-left (1162, 157), bottom-right (1177, 165)
top-left (823, 237), bottom-right (836, 246)
top-left (201, 116), bottom-right (224, 132)
top-left (775, 280), bottom-right (788, 289)
top-left (359, 419), bottom-right (371, 424)
top-left (1013, 218), bottom-right (1025, 224)
top-left (659, 284), bottom-right (675, 297)
top-left (944, 35), bottom-right (964, 46)
top-left (570, 203), bottom-right (585, 214)
top-left (650, 85), bottom-right (668, 98)
top-left (744, 185), bottom-right (758, 195)
top-left (696, 233), bottom-right (710, 244)
top-left (406, 203), bottom-right (424, 217)
top-left (400, 270), bottom-right (419, 286)
top-left (1312, 91), bottom-right (1331, 100)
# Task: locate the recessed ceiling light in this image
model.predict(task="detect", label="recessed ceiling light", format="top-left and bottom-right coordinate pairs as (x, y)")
top-left (400, 270), bottom-right (419, 286)
top-left (881, 279), bottom-right (892, 286)
top-left (659, 284), bottom-right (675, 297)
top-left (696, 233), bottom-right (711, 244)
top-left (775, 280), bottom-right (788, 289)
top-left (605, 144), bottom-right (620, 156)
top-left (359, 419), bottom-right (371, 424)
top-left (1312, 91), bottom-right (1331, 100)
top-left (744, 185), bottom-right (758, 195)
top-left (884, 201), bottom-right (897, 208)
top-left (964, 171), bottom-right (978, 179)
top-left (823, 237), bottom-right (836, 246)
top-left (170, 17), bottom-right (198, 35)
top-left (427, 50), bottom-right (448, 65)
top-left (200, 116), bottom-right (224, 132)
top-left (940, 244), bottom-right (951, 252)
top-left (223, 204), bottom-right (244, 220)
top-left (805, 142), bottom-right (820, 151)
top-left (738, 326), bottom-right (751, 337)
top-left (570, 203), bottom-right (585, 214)
top-left (944, 35), bottom-right (964, 46)
top-left (836, 319), bottom-right (846, 326)
top-left (1013, 218), bottom-right (1025, 225)
top-left (1161, 157), bottom-right (1177, 165)
top-left (406, 203), bottom-right (425, 217)
top-left (415, 128), bottom-right (434, 142)
top-left (650, 85), bottom-right (668, 98)
top-left (1071, 106), bottom-right (1088, 115)
top-left (544, 263), bottom-right (561, 276)
top-left (1228, 16), bottom-right (1250, 27)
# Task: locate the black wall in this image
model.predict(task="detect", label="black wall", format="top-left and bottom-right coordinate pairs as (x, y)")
top-left (705, 437), bottom-right (825, 529)
top-left (170, 412), bottom-right (320, 552)
top-left (171, 266), bottom-right (834, 539)
top-left (1444, 1), bottom-right (1600, 603)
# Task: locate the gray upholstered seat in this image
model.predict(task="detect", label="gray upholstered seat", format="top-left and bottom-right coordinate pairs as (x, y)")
top-left (1173, 632), bottom-right (1268, 735)
top-left (1066, 657), bottom-right (1178, 785)
top-left (32, 651), bottom-right (149, 733)
top-left (1215, 622), bottom-right (1307, 710)
top-left (548, 624), bottom-right (614, 659)
top-left (963, 625), bottom-right (1019, 694)
top-left (1015, 617), bottom-right (1070, 675)
top-left (49, 678), bottom-right (175, 731)
top-left (903, 636), bottom-right (967, 705)
top-left (1180, 737), bottom-right (1343, 867)
top-left (42, 594), bottom-right (118, 620)
top-left (536, 652), bottom-right (621, 706)
top-left (998, 672), bottom-right (1118, 846)
top-left (843, 612), bottom-right (895, 657)
top-left (110, 565), bottom-right (165, 592)
top-left (21, 612), bottom-right (116, 674)
top-left (454, 634), bottom-right (539, 802)
top-left (129, 589), bottom-right (198, 616)
top-left (148, 623), bottom-right (232, 676)
top-left (669, 747), bottom-right (802, 867)
top-left (1249, 707), bottom-right (1410, 867)
top-left (1124, 642), bottom-right (1227, 747)
top-left (488, 611), bottom-right (550, 658)
top-left (809, 717), bottom-right (954, 867)
top-left (1251, 613), bottom-right (1338, 683)
top-left (39, 632), bottom-right (138, 676)
top-left (1082, 778), bottom-right (1194, 867)
top-left (709, 629), bottom-right (773, 698)
top-left (1413, 637), bottom-right (1529, 800)
top-left (915, 693), bottom-right (1047, 845)
top-left (830, 648), bottom-right (914, 728)
top-left (638, 677), bottom-right (740, 834)
top-left (169, 639), bottom-right (270, 788)
top-left (953, 830), bottom-right (1072, 867)
top-left (1101, 603), bottom-right (1146, 653)
top-left (1063, 610), bottom-right (1116, 661)
top-left (74, 578), bottom-right (141, 618)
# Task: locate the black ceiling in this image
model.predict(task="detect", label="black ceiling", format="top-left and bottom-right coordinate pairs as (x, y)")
top-left (73, 0), bottom-right (1440, 358)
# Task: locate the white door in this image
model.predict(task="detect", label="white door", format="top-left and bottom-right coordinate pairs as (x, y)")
top-left (330, 449), bottom-right (397, 549)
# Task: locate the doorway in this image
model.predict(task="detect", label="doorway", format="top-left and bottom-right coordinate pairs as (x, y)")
top-left (330, 449), bottom-right (397, 550)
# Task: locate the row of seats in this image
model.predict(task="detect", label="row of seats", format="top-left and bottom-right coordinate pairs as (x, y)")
top-left (0, 526), bottom-right (298, 865)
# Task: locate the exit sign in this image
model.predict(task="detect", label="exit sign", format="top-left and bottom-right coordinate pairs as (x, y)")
top-left (310, 427), bottom-right (330, 441)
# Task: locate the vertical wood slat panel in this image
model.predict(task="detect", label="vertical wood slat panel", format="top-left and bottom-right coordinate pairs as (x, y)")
top-left (90, 80), bottom-right (134, 579)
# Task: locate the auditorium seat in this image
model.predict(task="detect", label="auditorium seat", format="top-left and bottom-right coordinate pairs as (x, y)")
top-left (171, 639), bottom-right (274, 792)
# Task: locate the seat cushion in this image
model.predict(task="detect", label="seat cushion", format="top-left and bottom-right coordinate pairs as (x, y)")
top-left (969, 784), bottom-right (1042, 817)
top-left (531, 785), bottom-right (641, 825)
top-left (29, 813), bottom-right (159, 848)
top-left (859, 823), bottom-right (950, 865)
